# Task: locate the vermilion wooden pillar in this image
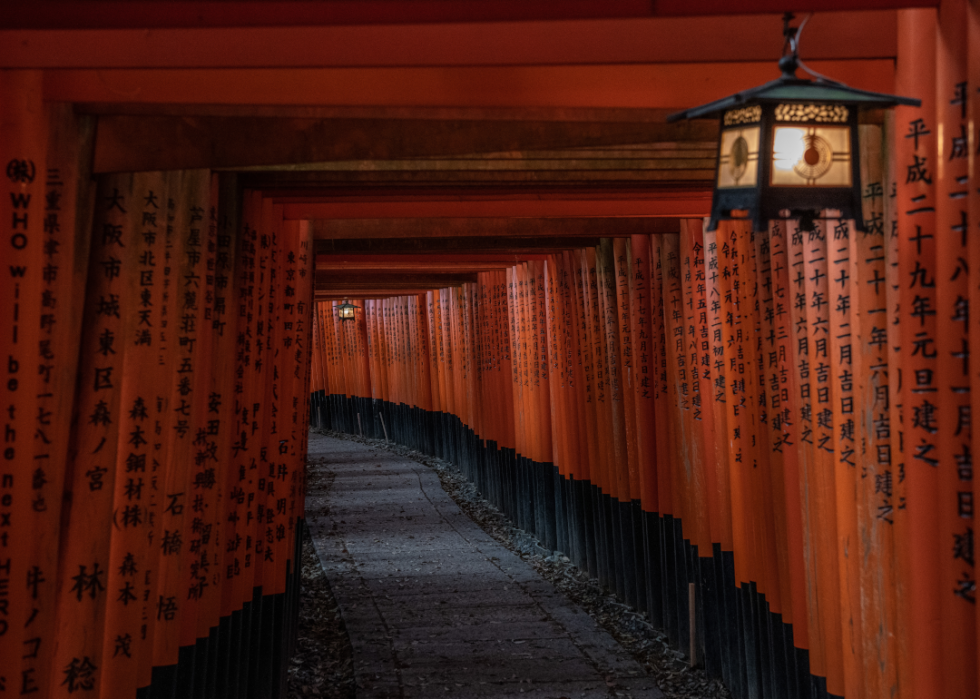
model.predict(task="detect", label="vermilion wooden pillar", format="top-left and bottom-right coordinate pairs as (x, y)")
top-left (179, 176), bottom-right (222, 654)
top-left (767, 221), bottom-right (809, 653)
top-left (612, 239), bottom-right (640, 509)
top-left (851, 124), bottom-right (896, 699)
top-left (240, 189), bottom-right (270, 615)
top-left (424, 292), bottom-right (439, 424)
top-left (222, 191), bottom-right (259, 663)
top-left (748, 226), bottom-right (784, 638)
top-left (702, 225), bottom-right (739, 675)
top-left (895, 9), bottom-right (940, 699)
top-left (755, 223), bottom-right (788, 628)
top-left (469, 282), bottom-right (485, 461)
top-left (543, 256), bottom-right (564, 512)
top-left (133, 172), bottom-right (178, 690)
top-left (806, 221), bottom-right (846, 696)
top-left (147, 171), bottom-right (211, 672)
top-left (679, 222), bottom-right (711, 556)
top-left (743, 226), bottom-right (773, 615)
top-left (586, 246), bottom-right (615, 583)
top-left (379, 297), bottom-right (389, 407)
top-left (28, 102), bottom-right (90, 699)
top-left (661, 232), bottom-right (684, 525)
top-left (563, 250), bottom-right (592, 571)
top-left (934, 2), bottom-right (976, 697)
top-left (969, 3), bottom-right (980, 685)
top-left (219, 178), bottom-right (252, 672)
top-left (454, 286), bottom-right (469, 449)
top-left (565, 254), bottom-right (586, 482)
top-left (701, 229), bottom-right (734, 556)
top-left (294, 221), bottom-right (315, 520)
top-left (649, 235), bottom-right (673, 536)
top-left (0, 70), bottom-right (46, 698)
top-left (357, 298), bottom-right (372, 412)
top-left (688, 222), bottom-right (722, 556)
top-left (716, 223), bottom-right (755, 652)
top-left (269, 215), bottom-right (296, 593)
top-left (53, 172), bottom-right (135, 699)
top-left (530, 262), bottom-right (551, 486)
top-left (563, 252), bottom-right (589, 492)
top-left (416, 293), bottom-right (434, 432)
top-left (99, 172), bottom-right (168, 699)
top-left (830, 206), bottom-right (862, 699)
top-left (505, 268), bottom-right (523, 464)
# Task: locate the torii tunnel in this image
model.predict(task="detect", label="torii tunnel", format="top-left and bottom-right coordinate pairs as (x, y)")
top-left (1, 1), bottom-right (979, 698)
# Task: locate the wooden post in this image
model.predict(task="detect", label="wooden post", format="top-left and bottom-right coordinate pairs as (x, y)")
top-left (27, 101), bottom-right (93, 699)
top-left (0, 70), bottom-right (48, 698)
top-left (768, 221), bottom-right (810, 653)
top-left (702, 228), bottom-right (734, 555)
top-left (52, 172), bottom-right (135, 699)
top-left (968, 3), bottom-right (980, 689)
top-left (895, 10), bottom-right (940, 699)
top-left (100, 171), bottom-right (169, 699)
top-left (935, 2), bottom-right (976, 697)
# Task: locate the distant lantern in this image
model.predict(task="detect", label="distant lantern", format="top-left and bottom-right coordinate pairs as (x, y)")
top-left (668, 13), bottom-right (920, 232)
top-left (337, 300), bottom-right (359, 321)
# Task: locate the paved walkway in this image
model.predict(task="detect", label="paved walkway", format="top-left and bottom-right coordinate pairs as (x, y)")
top-left (305, 433), bottom-right (663, 699)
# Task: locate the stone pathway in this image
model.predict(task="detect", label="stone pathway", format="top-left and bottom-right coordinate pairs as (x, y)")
top-left (305, 433), bottom-right (664, 699)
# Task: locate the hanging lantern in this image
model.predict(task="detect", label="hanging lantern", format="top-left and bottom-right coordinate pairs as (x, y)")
top-left (668, 13), bottom-right (920, 231)
top-left (336, 300), bottom-right (359, 321)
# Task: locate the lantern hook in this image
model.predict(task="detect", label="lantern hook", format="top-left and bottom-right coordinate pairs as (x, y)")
top-left (779, 12), bottom-right (799, 77)
top-left (781, 12), bottom-right (842, 87)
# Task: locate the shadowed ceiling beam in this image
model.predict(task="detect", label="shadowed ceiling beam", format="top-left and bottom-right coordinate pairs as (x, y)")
top-left (317, 263), bottom-right (537, 272)
top-left (92, 113), bottom-right (715, 173)
top-left (288, 197), bottom-right (709, 220)
top-left (314, 236), bottom-right (605, 255)
top-left (316, 297), bottom-right (425, 302)
top-left (316, 255), bottom-right (550, 271)
top-left (310, 216), bottom-right (684, 239)
top-left (317, 272), bottom-right (478, 285)
top-left (315, 290), bottom-right (441, 299)
top-left (44, 61), bottom-right (895, 111)
top-left (3, 11), bottom-right (899, 63)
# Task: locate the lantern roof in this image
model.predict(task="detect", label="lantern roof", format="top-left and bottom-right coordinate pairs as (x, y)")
top-left (667, 72), bottom-right (921, 123)
top-left (668, 12), bottom-right (920, 124)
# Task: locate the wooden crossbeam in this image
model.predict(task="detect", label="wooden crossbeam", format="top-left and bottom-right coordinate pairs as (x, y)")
top-left (310, 216), bottom-right (683, 239)
top-left (317, 271), bottom-right (478, 285)
top-left (287, 196), bottom-right (709, 220)
top-left (317, 254), bottom-right (549, 265)
top-left (45, 61), bottom-right (896, 113)
top-left (3, 11), bottom-right (899, 63)
top-left (316, 255), bottom-right (549, 272)
top-left (314, 290), bottom-right (436, 299)
top-left (92, 113), bottom-right (715, 173)
top-left (314, 236), bottom-right (604, 255)
top-left (4, 3), bottom-right (931, 33)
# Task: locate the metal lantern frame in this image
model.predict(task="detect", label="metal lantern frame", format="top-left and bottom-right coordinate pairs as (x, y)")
top-left (667, 14), bottom-right (920, 232)
top-left (336, 300), bottom-right (359, 321)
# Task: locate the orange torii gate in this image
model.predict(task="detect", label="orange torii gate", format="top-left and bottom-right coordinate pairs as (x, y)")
top-left (3, 3), bottom-right (980, 699)
top-left (0, 75), bottom-right (316, 696)
top-left (311, 11), bottom-right (980, 690)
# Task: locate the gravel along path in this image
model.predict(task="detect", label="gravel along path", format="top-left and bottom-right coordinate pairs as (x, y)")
top-left (287, 530), bottom-right (356, 699)
top-left (295, 430), bottom-right (729, 699)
